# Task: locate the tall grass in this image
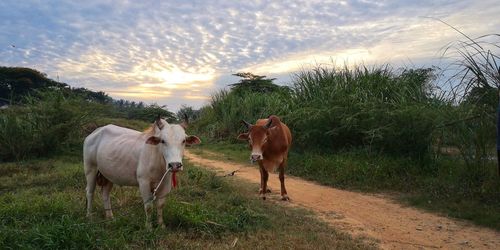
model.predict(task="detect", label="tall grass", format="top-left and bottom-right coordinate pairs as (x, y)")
top-left (192, 89), bottom-right (290, 140)
top-left (194, 65), bottom-right (444, 159)
top-left (288, 66), bottom-right (441, 157)
top-left (439, 29), bottom-right (500, 169)
top-left (194, 57), bottom-right (498, 164)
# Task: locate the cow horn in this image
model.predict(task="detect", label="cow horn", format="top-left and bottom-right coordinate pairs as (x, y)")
top-left (241, 120), bottom-right (252, 129)
top-left (181, 113), bottom-right (189, 129)
top-left (263, 117), bottom-right (273, 129)
top-left (155, 114), bottom-right (164, 130)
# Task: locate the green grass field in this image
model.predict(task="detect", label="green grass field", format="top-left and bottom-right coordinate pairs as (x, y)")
top-left (0, 154), bottom-right (374, 249)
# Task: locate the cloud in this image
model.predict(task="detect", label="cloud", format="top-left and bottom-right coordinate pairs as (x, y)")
top-left (0, 0), bottom-right (499, 111)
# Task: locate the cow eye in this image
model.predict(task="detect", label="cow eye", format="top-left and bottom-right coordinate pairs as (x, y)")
top-left (182, 139), bottom-right (186, 144)
top-left (161, 140), bottom-right (165, 144)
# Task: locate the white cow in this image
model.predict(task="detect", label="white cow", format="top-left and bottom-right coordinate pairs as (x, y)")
top-left (83, 116), bottom-right (201, 228)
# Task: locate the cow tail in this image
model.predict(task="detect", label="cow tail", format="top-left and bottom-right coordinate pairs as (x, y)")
top-left (96, 171), bottom-right (109, 186)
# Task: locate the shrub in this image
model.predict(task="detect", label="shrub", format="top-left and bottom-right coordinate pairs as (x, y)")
top-left (0, 90), bottom-right (95, 161)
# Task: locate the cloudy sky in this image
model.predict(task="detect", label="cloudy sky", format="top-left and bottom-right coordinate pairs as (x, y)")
top-left (0, 0), bottom-right (498, 111)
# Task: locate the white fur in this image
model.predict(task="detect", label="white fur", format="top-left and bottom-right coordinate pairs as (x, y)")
top-left (83, 119), bottom-right (190, 228)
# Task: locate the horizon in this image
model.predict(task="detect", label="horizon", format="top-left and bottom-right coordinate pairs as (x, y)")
top-left (1, 0), bottom-right (499, 111)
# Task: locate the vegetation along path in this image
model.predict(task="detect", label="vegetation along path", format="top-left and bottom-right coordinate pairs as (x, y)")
top-left (185, 150), bottom-right (500, 250)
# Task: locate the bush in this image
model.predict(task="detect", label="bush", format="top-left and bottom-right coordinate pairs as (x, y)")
top-left (0, 90), bottom-right (95, 161)
top-left (434, 103), bottom-right (496, 168)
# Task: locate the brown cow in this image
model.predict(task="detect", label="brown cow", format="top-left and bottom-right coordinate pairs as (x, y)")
top-left (237, 115), bottom-right (292, 201)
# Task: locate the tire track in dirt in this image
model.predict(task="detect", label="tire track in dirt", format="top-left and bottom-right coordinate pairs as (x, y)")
top-left (185, 150), bottom-right (500, 250)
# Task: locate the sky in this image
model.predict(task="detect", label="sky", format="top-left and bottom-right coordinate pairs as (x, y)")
top-left (0, 0), bottom-right (499, 111)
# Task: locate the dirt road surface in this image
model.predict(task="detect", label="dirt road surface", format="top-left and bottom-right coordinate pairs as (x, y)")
top-left (185, 151), bottom-right (500, 249)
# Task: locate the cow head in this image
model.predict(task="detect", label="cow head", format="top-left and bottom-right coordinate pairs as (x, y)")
top-left (237, 116), bottom-right (276, 163)
top-left (146, 115), bottom-right (201, 172)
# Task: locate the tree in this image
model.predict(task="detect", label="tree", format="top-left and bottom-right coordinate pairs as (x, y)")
top-left (143, 104), bottom-right (176, 122)
top-left (177, 105), bottom-right (201, 122)
top-left (72, 87), bottom-right (112, 104)
top-left (0, 66), bottom-right (68, 103)
top-left (228, 72), bottom-right (285, 94)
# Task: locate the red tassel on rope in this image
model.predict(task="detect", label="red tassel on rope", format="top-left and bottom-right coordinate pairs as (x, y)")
top-left (172, 171), bottom-right (177, 188)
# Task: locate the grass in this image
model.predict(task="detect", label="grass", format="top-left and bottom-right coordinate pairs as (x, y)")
top-left (192, 65), bottom-right (447, 159)
top-left (0, 153), bottom-right (374, 249)
top-left (189, 141), bottom-right (500, 231)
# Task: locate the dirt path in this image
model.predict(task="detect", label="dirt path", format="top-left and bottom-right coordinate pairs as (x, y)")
top-left (185, 151), bottom-right (500, 250)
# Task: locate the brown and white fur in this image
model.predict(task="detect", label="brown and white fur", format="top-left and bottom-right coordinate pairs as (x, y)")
top-left (238, 115), bottom-right (292, 201)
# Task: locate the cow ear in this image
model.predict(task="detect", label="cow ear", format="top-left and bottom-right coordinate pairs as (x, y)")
top-left (185, 135), bottom-right (201, 145)
top-left (263, 118), bottom-right (273, 129)
top-left (237, 133), bottom-right (249, 140)
top-left (146, 136), bottom-right (161, 145)
top-left (264, 115), bottom-right (279, 129)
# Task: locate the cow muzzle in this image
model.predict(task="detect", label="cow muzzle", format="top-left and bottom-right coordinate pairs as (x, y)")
top-left (250, 154), bottom-right (262, 163)
top-left (168, 162), bottom-right (183, 172)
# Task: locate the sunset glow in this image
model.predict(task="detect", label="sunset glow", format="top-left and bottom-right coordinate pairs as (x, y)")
top-left (1, 0), bottom-right (499, 110)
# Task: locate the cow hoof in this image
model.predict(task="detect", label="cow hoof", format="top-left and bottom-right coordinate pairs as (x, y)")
top-left (159, 223), bottom-right (166, 229)
top-left (105, 211), bottom-right (114, 219)
top-left (260, 194), bottom-right (266, 200)
top-left (259, 188), bottom-right (272, 194)
top-left (281, 195), bottom-right (290, 201)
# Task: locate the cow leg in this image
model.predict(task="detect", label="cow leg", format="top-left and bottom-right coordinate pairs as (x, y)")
top-left (138, 181), bottom-right (154, 229)
top-left (84, 164), bottom-right (97, 218)
top-left (155, 196), bottom-right (167, 229)
top-left (263, 169), bottom-right (269, 200)
top-left (278, 163), bottom-right (289, 201)
top-left (155, 175), bottom-right (172, 229)
top-left (101, 181), bottom-right (114, 218)
top-left (258, 164), bottom-right (264, 195)
top-left (259, 164), bottom-right (269, 200)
